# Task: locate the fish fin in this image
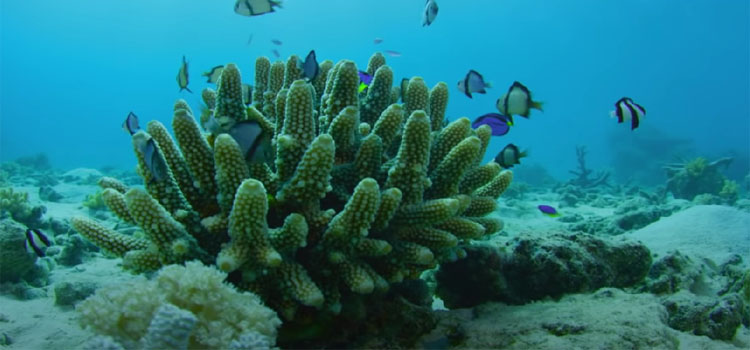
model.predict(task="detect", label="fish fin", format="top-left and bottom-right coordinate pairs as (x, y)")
top-left (185, 87), bottom-right (193, 93)
top-left (272, 0), bottom-right (283, 8)
top-left (464, 90), bottom-right (473, 99)
top-left (530, 100), bottom-right (544, 112)
top-left (544, 212), bottom-right (561, 218)
top-left (485, 81), bottom-right (493, 88)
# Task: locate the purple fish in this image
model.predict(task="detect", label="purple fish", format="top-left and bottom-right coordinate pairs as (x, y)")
top-left (358, 70), bottom-right (373, 85)
top-left (472, 113), bottom-right (512, 136)
top-left (457, 69), bottom-right (490, 98)
top-left (538, 205), bottom-right (560, 217)
top-left (122, 111), bottom-right (140, 135)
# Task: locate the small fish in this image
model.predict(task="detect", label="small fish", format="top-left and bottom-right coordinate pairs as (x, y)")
top-left (135, 133), bottom-right (169, 182)
top-left (246, 34), bottom-right (254, 45)
top-left (229, 120), bottom-right (274, 163)
top-left (458, 70), bottom-right (492, 98)
top-left (272, 49), bottom-right (280, 58)
top-left (400, 77), bottom-right (409, 102)
top-left (373, 37), bottom-right (384, 44)
top-left (122, 111), bottom-right (140, 135)
top-left (202, 114), bottom-right (221, 134)
top-left (610, 97), bottom-right (645, 130)
top-left (358, 70), bottom-right (374, 93)
top-left (494, 143), bottom-right (527, 168)
top-left (25, 228), bottom-right (51, 258)
top-left (538, 205), bottom-right (561, 217)
top-left (496, 81), bottom-right (543, 118)
top-left (176, 55), bottom-right (192, 93)
top-left (271, 39), bottom-right (283, 46)
top-left (202, 65), bottom-right (224, 84)
top-left (298, 50), bottom-right (319, 81)
top-left (423, 0), bottom-right (439, 26)
top-left (384, 50), bottom-right (402, 57)
top-left (242, 83), bottom-right (253, 106)
top-left (472, 113), bottom-right (513, 136)
top-left (234, 0), bottom-right (282, 17)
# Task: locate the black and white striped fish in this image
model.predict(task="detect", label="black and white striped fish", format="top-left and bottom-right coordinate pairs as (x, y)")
top-left (610, 97), bottom-right (645, 130)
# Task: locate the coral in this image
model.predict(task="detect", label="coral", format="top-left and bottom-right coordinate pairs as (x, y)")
top-left (664, 156), bottom-right (733, 200)
top-left (567, 145), bottom-right (609, 188)
top-left (72, 53), bottom-right (513, 346)
top-left (663, 291), bottom-right (745, 340)
top-left (0, 187), bottom-right (46, 227)
top-left (77, 261), bottom-right (280, 349)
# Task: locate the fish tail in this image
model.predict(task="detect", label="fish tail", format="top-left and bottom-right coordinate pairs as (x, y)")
top-left (544, 213), bottom-right (561, 218)
top-left (531, 100), bottom-right (544, 112)
top-left (485, 81), bottom-right (493, 88)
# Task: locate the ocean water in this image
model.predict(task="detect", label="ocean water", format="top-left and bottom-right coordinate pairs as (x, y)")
top-left (2, 0), bottom-right (748, 183)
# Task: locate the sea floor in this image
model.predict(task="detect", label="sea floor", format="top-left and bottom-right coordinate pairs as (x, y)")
top-left (1, 166), bottom-right (749, 349)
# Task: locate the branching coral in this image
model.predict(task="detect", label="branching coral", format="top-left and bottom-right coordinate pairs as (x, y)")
top-left (72, 52), bottom-right (514, 346)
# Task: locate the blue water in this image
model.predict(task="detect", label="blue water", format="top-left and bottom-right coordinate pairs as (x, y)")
top-left (2, 0), bottom-right (748, 182)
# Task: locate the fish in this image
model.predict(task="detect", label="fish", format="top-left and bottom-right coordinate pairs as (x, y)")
top-left (458, 70), bottom-right (491, 98)
top-left (496, 81), bottom-right (543, 118)
top-left (400, 77), bottom-right (409, 102)
top-left (423, 0), bottom-right (439, 26)
top-left (358, 70), bottom-right (374, 93)
top-left (176, 55), bottom-right (192, 93)
top-left (242, 83), bottom-right (253, 106)
top-left (374, 37), bottom-right (384, 44)
top-left (228, 120), bottom-right (274, 163)
top-left (25, 228), bottom-right (51, 258)
top-left (271, 39), bottom-right (283, 46)
top-left (538, 205), bottom-right (561, 217)
top-left (298, 50), bottom-right (319, 81)
top-left (122, 111), bottom-right (140, 135)
top-left (494, 143), bottom-right (527, 168)
top-left (610, 97), bottom-right (646, 130)
top-left (234, 0), bottom-right (282, 17)
top-left (272, 49), bottom-right (280, 58)
top-left (135, 133), bottom-right (169, 182)
top-left (202, 65), bottom-right (224, 84)
top-left (471, 113), bottom-right (513, 136)
top-left (246, 34), bottom-right (254, 45)
top-left (384, 50), bottom-right (402, 57)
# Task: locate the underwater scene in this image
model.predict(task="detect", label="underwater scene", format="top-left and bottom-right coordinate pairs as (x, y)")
top-left (1, 0), bottom-right (749, 349)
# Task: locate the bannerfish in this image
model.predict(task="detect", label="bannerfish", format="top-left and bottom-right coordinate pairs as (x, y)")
top-left (135, 133), bottom-right (169, 183)
top-left (494, 143), bottom-right (527, 168)
top-left (271, 39), bottom-right (283, 46)
top-left (496, 81), bottom-right (543, 118)
top-left (458, 69), bottom-right (492, 98)
top-left (538, 205), bottom-right (561, 217)
top-left (298, 50), bottom-right (319, 81)
top-left (234, 0), bottom-right (282, 17)
top-left (374, 37), bottom-right (384, 44)
top-left (177, 55), bottom-right (192, 93)
top-left (272, 49), bottom-right (280, 58)
top-left (122, 111), bottom-right (140, 135)
top-left (384, 50), bottom-right (402, 57)
top-left (423, 0), bottom-right (439, 26)
top-left (242, 83), bottom-right (253, 106)
top-left (202, 65), bottom-right (224, 84)
top-left (472, 113), bottom-right (513, 136)
top-left (229, 120), bottom-right (274, 163)
top-left (400, 77), bottom-right (409, 102)
top-left (358, 70), bottom-right (374, 93)
top-left (25, 228), bottom-right (51, 258)
top-left (610, 97), bottom-right (645, 130)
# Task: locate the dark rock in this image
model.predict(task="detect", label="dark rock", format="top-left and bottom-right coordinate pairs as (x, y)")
top-left (39, 186), bottom-right (63, 202)
top-left (436, 233), bottom-right (652, 308)
top-left (54, 281), bottom-right (97, 306)
top-left (663, 291), bottom-right (745, 340)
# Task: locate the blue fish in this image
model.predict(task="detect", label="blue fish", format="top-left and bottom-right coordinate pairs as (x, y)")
top-left (538, 205), bottom-right (560, 217)
top-left (472, 113), bottom-right (513, 136)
